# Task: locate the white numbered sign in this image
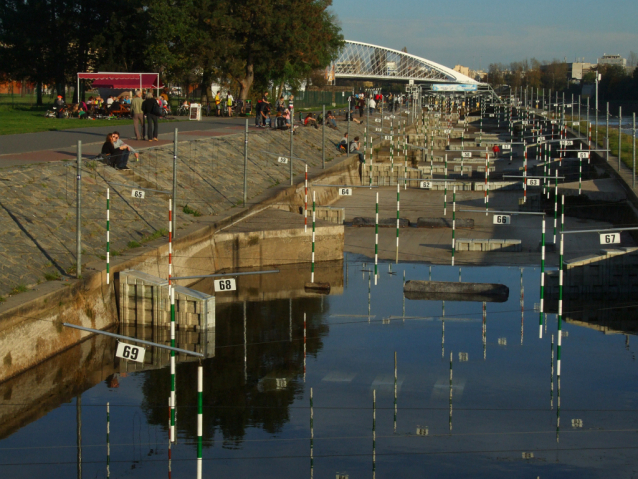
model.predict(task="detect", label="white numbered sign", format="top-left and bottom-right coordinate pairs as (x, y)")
top-left (502, 144), bottom-right (512, 150)
top-left (116, 342), bottom-right (145, 363)
top-left (493, 215), bottom-right (511, 225)
top-left (131, 189), bottom-right (145, 199)
top-left (374, 118), bottom-right (381, 123)
top-left (577, 152), bottom-right (589, 158)
top-left (434, 113), bottom-right (441, 118)
top-left (214, 278), bottom-right (237, 292)
top-left (443, 129), bottom-right (451, 134)
top-left (420, 181), bottom-right (432, 189)
top-left (338, 187), bottom-right (353, 196)
top-left (572, 122), bottom-right (579, 127)
top-left (404, 110), bottom-right (409, 114)
top-left (375, 128), bottom-right (382, 132)
top-left (600, 233), bottom-right (620, 245)
top-left (489, 114), bottom-right (494, 117)
top-left (527, 179), bottom-right (540, 186)
top-left (461, 151), bottom-right (472, 158)
top-left (390, 115), bottom-right (396, 119)
top-left (538, 136), bottom-right (545, 142)
top-left (277, 156), bottom-right (289, 164)
top-left (521, 121), bottom-right (528, 125)
top-left (384, 135), bottom-right (392, 140)
top-left (383, 116), bottom-right (390, 120)
top-left (550, 120), bottom-right (557, 124)
top-left (561, 140), bottom-right (573, 146)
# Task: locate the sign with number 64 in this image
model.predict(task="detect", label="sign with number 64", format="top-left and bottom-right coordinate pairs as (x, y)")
top-left (116, 341), bottom-right (145, 363)
top-left (600, 233), bottom-right (620, 245)
top-left (338, 188), bottom-right (353, 196)
top-left (214, 278), bottom-right (237, 292)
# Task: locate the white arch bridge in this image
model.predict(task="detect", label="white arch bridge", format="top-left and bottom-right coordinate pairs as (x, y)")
top-left (330, 40), bottom-right (492, 94)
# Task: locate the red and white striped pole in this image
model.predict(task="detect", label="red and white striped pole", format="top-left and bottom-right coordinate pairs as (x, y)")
top-left (304, 164), bottom-right (308, 232)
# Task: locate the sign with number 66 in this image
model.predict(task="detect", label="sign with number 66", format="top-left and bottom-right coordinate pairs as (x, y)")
top-left (600, 233), bottom-right (620, 245)
top-left (493, 215), bottom-right (511, 225)
top-left (338, 188), bottom-right (352, 196)
top-left (116, 341), bottom-right (145, 363)
top-left (214, 278), bottom-right (237, 292)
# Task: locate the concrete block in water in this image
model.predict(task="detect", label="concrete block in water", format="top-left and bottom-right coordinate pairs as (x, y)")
top-left (416, 217), bottom-right (474, 229)
top-left (352, 217), bottom-right (410, 227)
top-left (455, 239), bottom-right (471, 251)
top-left (404, 280), bottom-right (509, 302)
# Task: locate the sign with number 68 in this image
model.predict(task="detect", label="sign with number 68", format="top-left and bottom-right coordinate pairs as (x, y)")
top-left (493, 215), bottom-right (511, 225)
top-left (214, 278), bottom-right (237, 292)
top-left (600, 233), bottom-right (620, 245)
top-left (338, 188), bottom-right (352, 196)
top-left (116, 342), bottom-right (145, 363)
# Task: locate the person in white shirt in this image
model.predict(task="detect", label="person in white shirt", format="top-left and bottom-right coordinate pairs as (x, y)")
top-left (369, 97), bottom-right (376, 115)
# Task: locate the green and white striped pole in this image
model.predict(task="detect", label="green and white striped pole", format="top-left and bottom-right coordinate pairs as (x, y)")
top-left (197, 363), bottom-right (203, 479)
top-left (403, 121), bottom-right (408, 190)
top-left (539, 217), bottom-right (545, 339)
top-left (393, 351), bottom-right (397, 433)
top-left (553, 171), bottom-right (558, 244)
top-left (486, 152), bottom-right (490, 216)
top-left (363, 127), bottom-right (367, 186)
top-left (557, 212), bottom-right (564, 380)
top-left (444, 154), bottom-right (448, 216)
top-left (106, 188), bottom-right (110, 285)
top-left (452, 186), bottom-right (456, 266)
top-left (168, 199), bottom-right (176, 443)
top-left (369, 124), bottom-right (373, 189)
top-left (106, 402), bottom-right (110, 479)
top-left (390, 119), bottom-right (394, 173)
top-left (396, 183), bottom-right (400, 264)
top-left (449, 351), bottom-right (453, 431)
top-left (310, 387), bottom-right (314, 478)
top-left (375, 192), bottom-right (378, 285)
top-left (579, 144), bottom-right (583, 195)
top-left (311, 191), bottom-right (316, 283)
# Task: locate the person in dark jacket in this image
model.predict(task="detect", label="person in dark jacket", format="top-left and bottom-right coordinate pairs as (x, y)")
top-left (54, 95), bottom-right (66, 118)
top-left (101, 133), bottom-right (131, 170)
top-left (142, 93), bottom-right (160, 141)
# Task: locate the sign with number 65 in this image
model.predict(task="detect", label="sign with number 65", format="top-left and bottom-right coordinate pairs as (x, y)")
top-left (131, 189), bottom-right (145, 199)
top-left (214, 278), bottom-right (237, 292)
top-left (116, 342), bottom-right (145, 363)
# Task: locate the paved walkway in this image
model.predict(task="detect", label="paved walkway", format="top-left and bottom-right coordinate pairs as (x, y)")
top-left (0, 116), bottom-right (249, 167)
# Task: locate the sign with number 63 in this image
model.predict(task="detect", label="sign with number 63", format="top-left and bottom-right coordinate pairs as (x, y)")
top-left (600, 233), bottom-right (620, 245)
top-left (527, 179), bottom-right (540, 186)
top-left (116, 341), bottom-right (145, 363)
top-left (214, 278), bottom-right (237, 292)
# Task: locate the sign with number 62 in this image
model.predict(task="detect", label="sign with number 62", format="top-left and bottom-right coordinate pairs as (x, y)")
top-left (420, 181), bottom-right (432, 189)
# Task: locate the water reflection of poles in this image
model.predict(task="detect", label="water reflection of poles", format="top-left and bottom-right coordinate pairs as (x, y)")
top-left (375, 192), bottom-right (379, 285)
top-left (540, 217), bottom-right (546, 339)
top-left (310, 388), bottom-right (314, 479)
top-left (520, 268), bottom-right (524, 345)
top-left (550, 334), bottom-right (554, 410)
top-left (372, 389), bottom-right (376, 479)
top-left (396, 183), bottom-right (400, 264)
top-left (394, 351), bottom-right (398, 433)
top-left (367, 272), bottom-right (371, 321)
top-left (449, 351), bottom-right (453, 432)
top-left (196, 363), bottom-right (203, 479)
top-left (441, 317), bottom-right (445, 359)
top-left (311, 191), bottom-right (316, 283)
top-left (106, 402), bottom-right (110, 479)
top-left (289, 298), bottom-right (292, 342)
top-left (482, 301), bottom-right (486, 360)
top-left (77, 396), bottom-right (82, 479)
top-left (244, 302), bottom-right (247, 383)
top-left (303, 312), bottom-right (307, 382)
top-left (402, 270), bottom-right (406, 320)
top-left (168, 398), bottom-right (172, 479)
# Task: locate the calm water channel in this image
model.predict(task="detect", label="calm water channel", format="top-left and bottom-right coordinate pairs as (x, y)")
top-left (1, 258), bottom-right (637, 478)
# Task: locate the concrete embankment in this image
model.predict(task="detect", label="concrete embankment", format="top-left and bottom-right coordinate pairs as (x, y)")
top-left (0, 120), bottom-right (374, 382)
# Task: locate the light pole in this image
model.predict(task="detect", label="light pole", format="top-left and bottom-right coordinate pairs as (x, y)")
top-left (595, 71), bottom-right (601, 147)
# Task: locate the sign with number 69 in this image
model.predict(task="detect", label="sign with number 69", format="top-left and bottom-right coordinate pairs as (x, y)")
top-left (116, 341), bottom-right (145, 363)
top-left (214, 278), bottom-right (237, 292)
top-left (600, 233), bottom-right (620, 245)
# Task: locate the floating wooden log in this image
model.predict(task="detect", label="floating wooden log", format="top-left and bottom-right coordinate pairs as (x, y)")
top-left (404, 280), bottom-right (509, 302)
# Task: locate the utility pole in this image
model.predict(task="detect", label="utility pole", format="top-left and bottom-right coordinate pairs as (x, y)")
top-left (76, 141), bottom-right (82, 278)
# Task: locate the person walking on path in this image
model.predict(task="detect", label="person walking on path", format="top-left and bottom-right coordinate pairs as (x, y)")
top-left (131, 90), bottom-right (145, 140)
top-left (215, 91), bottom-right (221, 116)
top-left (101, 133), bottom-right (131, 170)
top-left (142, 92), bottom-right (160, 141)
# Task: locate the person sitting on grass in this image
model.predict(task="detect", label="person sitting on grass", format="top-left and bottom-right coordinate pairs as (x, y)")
top-left (112, 131), bottom-right (139, 161)
top-left (350, 136), bottom-right (365, 163)
top-left (326, 111), bottom-right (338, 130)
top-left (101, 133), bottom-right (131, 170)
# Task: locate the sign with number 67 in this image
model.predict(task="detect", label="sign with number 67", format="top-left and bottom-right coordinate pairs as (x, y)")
top-left (214, 278), bottom-right (237, 292)
top-left (116, 342), bottom-right (145, 363)
top-left (600, 233), bottom-right (620, 245)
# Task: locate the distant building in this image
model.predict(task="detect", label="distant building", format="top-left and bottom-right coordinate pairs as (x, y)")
top-left (454, 65), bottom-right (486, 82)
top-left (453, 65), bottom-right (470, 77)
top-left (566, 62), bottom-right (594, 81)
top-left (598, 54), bottom-right (626, 67)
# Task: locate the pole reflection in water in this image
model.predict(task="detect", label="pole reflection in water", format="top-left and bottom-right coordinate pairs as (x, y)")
top-left (394, 351), bottom-right (397, 434)
top-left (310, 388), bottom-right (314, 479)
top-left (244, 301), bottom-right (247, 383)
top-left (304, 312), bottom-right (307, 382)
top-left (482, 301), bottom-right (487, 360)
top-left (449, 351), bottom-right (453, 432)
top-left (76, 396), bottom-right (81, 479)
top-left (368, 273), bottom-right (371, 321)
top-left (551, 334), bottom-right (554, 410)
top-left (106, 402), bottom-right (110, 479)
top-left (167, 398), bottom-right (171, 479)
top-left (402, 270), bottom-right (405, 320)
top-left (372, 389), bottom-right (376, 479)
top-left (520, 268), bottom-right (524, 345)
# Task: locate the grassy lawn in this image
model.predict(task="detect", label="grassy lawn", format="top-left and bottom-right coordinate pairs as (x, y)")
top-left (569, 118), bottom-right (637, 172)
top-left (0, 108), bottom-right (137, 135)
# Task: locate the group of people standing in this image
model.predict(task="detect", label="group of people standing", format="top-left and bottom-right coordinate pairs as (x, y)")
top-left (130, 89), bottom-right (162, 141)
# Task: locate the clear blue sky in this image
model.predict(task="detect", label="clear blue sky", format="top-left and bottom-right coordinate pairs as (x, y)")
top-left (331, 0), bottom-right (638, 70)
